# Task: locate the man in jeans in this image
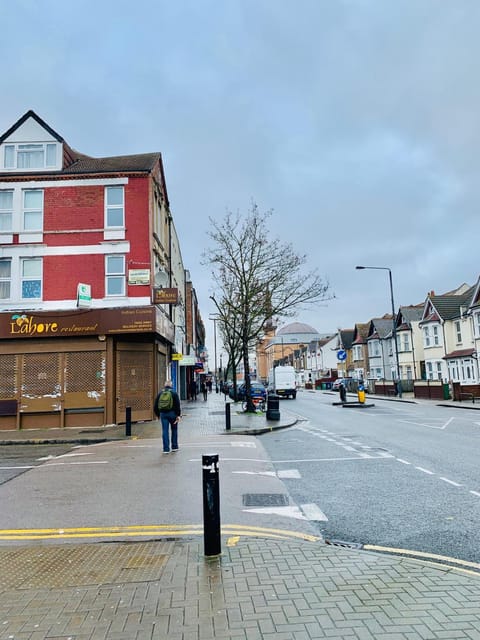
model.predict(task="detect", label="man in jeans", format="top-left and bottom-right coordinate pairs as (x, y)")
top-left (154, 380), bottom-right (182, 454)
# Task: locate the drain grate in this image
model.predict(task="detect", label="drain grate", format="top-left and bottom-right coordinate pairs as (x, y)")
top-left (325, 539), bottom-right (363, 550)
top-left (242, 493), bottom-right (289, 507)
top-left (209, 411), bottom-right (225, 416)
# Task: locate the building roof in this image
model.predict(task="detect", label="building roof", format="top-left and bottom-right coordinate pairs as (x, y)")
top-left (339, 329), bottom-right (355, 350)
top-left (0, 109), bottom-right (162, 177)
top-left (277, 322), bottom-right (319, 336)
top-left (62, 151), bottom-right (161, 175)
top-left (443, 348), bottom-right (475, 360)
top-left (368, 316), bottom-right (394, 340)
top-left (423, 286), bottom-right (475, 322)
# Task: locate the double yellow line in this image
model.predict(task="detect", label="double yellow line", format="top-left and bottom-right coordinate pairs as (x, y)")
top-left (364, 544), bottom-right (480, 577)
top-left (0, 524), bottom-right (320, 543)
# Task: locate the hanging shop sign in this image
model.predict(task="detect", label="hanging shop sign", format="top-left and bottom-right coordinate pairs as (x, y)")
top-left (153, 287), bottom-right (179, 305)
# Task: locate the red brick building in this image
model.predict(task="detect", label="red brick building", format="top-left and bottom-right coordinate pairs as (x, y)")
top-left (0, 110), bottom-right (201, 429)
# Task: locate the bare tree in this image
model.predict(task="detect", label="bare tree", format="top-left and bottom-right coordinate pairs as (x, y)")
top-left (204, 203), bottom-right (332, 411)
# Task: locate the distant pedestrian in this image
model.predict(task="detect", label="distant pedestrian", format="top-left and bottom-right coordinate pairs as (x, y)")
top-left (207, 378), bottom-right (213, 393)
top-left (201, 380), bottom-right (208, 401)
top-left (154, 380), bottom-right (181, 454)
top-left (189, 379), bottom-right (197, 401)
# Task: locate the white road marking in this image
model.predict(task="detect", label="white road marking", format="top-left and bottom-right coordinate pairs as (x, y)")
top-left (0, 465), bottom-right (35, 470)
top-left (243, 505), bottom-right (307, 520)
top-left (301, 503), bottom-right (328, 521)
top-left (277, 469), bottom-right (301, 479)
top-left (415, 466), bottom-right (435, 475)
top-left (398, 417), bottom-right (454, 430)
top-left (439, 477), bottom-right (462, 487)
top-left (48, 452), bottom-right (94, 459)
top-left (43, 461), bottom-right (109, 466)
top-left (470, 491), bottom-right (480, 497)
top-left (396, 458), bottom-right (411, 465)
top-left (232, 470), bottom-right (276, 477)
top-left (270, 456), bottom-right (388, 463)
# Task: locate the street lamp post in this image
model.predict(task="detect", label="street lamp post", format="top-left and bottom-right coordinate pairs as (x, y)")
top-left (209, 315), bottom-right (219, 393)
top-left (356, 265), bottom-right (401, 396)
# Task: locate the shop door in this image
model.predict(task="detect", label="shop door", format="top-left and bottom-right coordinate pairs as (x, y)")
top-left (116, 346), bottom-right (153, 422)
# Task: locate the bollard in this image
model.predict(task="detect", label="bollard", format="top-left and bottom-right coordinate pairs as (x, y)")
top-left (125, 406), bottom-right (132, 437)
top-left (357, 382), bottom-right (365, 404)
top-left (339, 384), bottom-right (347, 403)
top-left (225, 402), bottom-right (231, 431)
top-left (202, 454), bottom-right (221, 556)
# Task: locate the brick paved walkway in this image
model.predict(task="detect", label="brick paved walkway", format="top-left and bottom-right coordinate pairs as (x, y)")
top-left (2, 537), bottom-right (480, 639)
top-left (1, 392), bottom-right (480, 638)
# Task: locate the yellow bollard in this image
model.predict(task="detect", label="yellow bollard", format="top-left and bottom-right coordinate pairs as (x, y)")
top-left (357, 382), bottom-right (365, 404)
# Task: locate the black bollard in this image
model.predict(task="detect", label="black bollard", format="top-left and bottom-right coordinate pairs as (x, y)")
top-left (339, 385), bottom-right (347, 403)
top-left (125, 406), bottom-right (132, 437)
top-left (225, 402), bottom-right (231, 431)
top-left (202, 454), bottom-right (221, 556)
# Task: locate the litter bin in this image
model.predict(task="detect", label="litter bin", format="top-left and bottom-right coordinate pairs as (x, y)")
top-left (321, 383), bottom-right (326, 390)
top-left (325, 382), bottom-right (332, 390)
top-left (266, 394), bottom-right (280, 420)
top-left (442, 383), bottom-right (450, 400)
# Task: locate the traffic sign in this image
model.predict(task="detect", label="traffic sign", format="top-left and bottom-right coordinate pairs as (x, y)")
top-left (337, 349), bottom-right (347, 361)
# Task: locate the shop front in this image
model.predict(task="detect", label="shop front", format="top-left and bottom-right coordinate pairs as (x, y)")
top-left (0, 306), bottom-right (174, 430)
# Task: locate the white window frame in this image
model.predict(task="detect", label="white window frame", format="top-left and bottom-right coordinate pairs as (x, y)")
top-left (455, 320), bottom-right (462, 344)
top-left (0, 189), bottom-right (13, 232)
top-left (473, 311), bottom-right (480, 339)
top-left (368, 339), bottom-right (380, 357)
top-left (22, 189), bottom-right (43, 232)
top-left (423, 323), bottom-right (441, 348)
top-left (0, 258), bottom-right (11, 299)
top-left (401, 333), bottom-right (410, 352)
top-left (21, 257), bottom-right (42, 300)
top-left (352, 344), bottom-right (362, 361)
top-left (105, 255), bottom-right (126, 297)
top-left (3, 142), bottom-right (58, 171)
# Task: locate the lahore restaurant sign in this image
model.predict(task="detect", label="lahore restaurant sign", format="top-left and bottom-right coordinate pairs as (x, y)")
top-left (0, 307), bottom-right (156, 339)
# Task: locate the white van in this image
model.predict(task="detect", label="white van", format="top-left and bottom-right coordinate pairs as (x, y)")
top-left (268, 365), bottom-right (297, 399)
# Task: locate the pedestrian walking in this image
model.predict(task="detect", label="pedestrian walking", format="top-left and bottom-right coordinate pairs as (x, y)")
top-left (154, 380), bottom-right (181, 454)
top-left (189, 378), bottom-right (197, 401)
top-left (201, 380), bottom-right (208, 401)
top-left (207, 378), bottom-right (213, 393)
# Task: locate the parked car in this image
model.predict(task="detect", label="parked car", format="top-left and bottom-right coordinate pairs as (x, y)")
top-left (230, 381), bottom-right (267, 401)
top-left (332, 378), bottom-right (354, 391)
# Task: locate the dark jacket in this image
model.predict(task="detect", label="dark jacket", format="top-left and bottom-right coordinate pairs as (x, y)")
top-left (154, 387), bottom-right (181, 418)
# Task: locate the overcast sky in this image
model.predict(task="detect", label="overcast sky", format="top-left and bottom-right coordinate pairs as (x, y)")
top-left (2, 0), bottom-right (480, 358)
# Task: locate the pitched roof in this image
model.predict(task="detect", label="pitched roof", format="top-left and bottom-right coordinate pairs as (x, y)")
top-left (0, 109), bottom-right (64, 144)
top-left (352, 322), bottom-right (369, 344)
top-left (424, 286), bottom-right (475, 322)
top-left (443, 348), bottom-right (475, 359)
top-left (368, 316), bottom-right (394, 340)
top-left (399, 305), bottom-right (423, 323)
top-left (0, 110), bottom-right (162, 177)
top-left (339, 329), bottom-right (354, 349)
top-left (62, 151), bottom-right (161, 174)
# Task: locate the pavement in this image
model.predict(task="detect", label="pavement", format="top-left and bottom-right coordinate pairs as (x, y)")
top-left (1, 391), bottom-right (480, 639)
